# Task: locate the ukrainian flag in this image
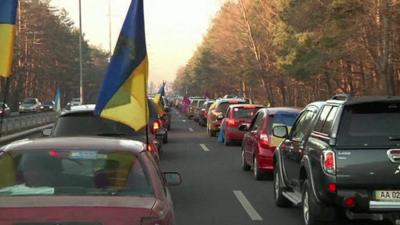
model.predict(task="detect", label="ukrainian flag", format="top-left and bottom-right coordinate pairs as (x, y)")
top-left (153, 83), bottom-right (165, 113)
top-left (95, 0), bottom-right (148, 131)
top-left (0, 0), bottom-right (18, 78)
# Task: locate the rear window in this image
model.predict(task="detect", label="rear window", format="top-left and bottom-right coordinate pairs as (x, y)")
top-left (337, 102), bottom-right (400, 147)
top-left (217, 101), bottom-right (245, 113)
top-left (0, 150), bottom-right (153, 196)
top-left (53, 115), bottom-right (144, 140)
top-left (267, 112), bottom-right (299, 133)
top-left (233, 107), bottom-right (262, 119)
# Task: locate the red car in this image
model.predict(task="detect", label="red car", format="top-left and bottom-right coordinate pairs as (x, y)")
top-left (222, 104), bottom-right (263, 146)
top-left (0, 137), bottom-right (181, 225)
top-left (240, 107), bottom-right (300, 180)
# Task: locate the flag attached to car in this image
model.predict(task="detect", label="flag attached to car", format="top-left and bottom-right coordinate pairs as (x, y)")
top-left (95, 0), bottom-right (148, 131)
top-left (0, 0), bottom-right (18, 78)
top-left (153, 82), bottom-right (165, 113)
top-left (54, 88), bottom-right (61, 113)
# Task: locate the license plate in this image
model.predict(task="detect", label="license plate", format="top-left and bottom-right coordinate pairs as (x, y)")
top-left (375, 190), bottom-right (400, 201)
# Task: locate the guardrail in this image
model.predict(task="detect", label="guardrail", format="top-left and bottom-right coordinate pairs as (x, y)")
top-left (0, 112), bottom-right (57, 135)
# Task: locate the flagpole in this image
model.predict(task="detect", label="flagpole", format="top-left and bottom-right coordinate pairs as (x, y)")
top-left (78, 0), bottom-right (84, 104)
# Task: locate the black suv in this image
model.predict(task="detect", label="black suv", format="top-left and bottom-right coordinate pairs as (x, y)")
top-left (272, 95), bottom-right (400, 225)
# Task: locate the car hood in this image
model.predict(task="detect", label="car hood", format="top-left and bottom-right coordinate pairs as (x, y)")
top-left (0, 196), bottom-right (156, 225)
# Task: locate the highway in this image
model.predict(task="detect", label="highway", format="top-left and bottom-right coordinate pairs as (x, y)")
top-left (161, 109), bottom-right (390, 225)
top-left (0, 108), bottom-right (392, 225)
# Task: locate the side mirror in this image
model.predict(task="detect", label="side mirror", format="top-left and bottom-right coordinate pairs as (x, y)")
top-left (163, 172), bottom-right (182, 186)
top-left (238, 124), bottom-right (249, 131)
top-left (42, 128), bottom-right (52, 136)
top-left (272, 125), bottom-right (288, 138)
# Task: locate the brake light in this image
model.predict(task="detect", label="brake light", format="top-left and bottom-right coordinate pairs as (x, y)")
top-left (48, 150), bottom-right (60, 157)
top-left (322, 150), bottom-right (336, 175)
top-left (328, 183), bottom-right (337, 193)
top-left (151, 121), bottom-right (160, 134)
top-left (344, 197), bottom-right (356, 208)
top-left (226, 118), bottom-right (237, 127)
top-left (259, 131), bottom-right (271, 148)
top-left (147, 144), bottom-right (154, 152)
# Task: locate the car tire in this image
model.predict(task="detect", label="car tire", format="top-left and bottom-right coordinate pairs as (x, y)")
top-left (273, 167), bottom-right (291, 207)
top-left (241, 149), bottom-right (251, 171)
top-left (302, 180), bottom-right (336, 225)
top-left (253, 156), bottom-right (265, 180)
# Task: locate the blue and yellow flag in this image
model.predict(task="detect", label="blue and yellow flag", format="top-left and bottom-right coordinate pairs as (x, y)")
top-left (95, 0), bottom-right (148, 131)
top-left (0, 0), bottom-right (18, 78)
top-left (153, 82), bottom-right (165, 112)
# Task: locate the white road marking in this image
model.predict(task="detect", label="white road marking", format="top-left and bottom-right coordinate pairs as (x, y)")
top-left (200, 144), bottom-right (210, 152)
top-left (189, 128), bottom-right (194, 132)
top-left (233, 190), bottom-right (263, 221)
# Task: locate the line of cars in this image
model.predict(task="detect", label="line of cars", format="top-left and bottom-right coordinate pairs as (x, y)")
top-left (182, 94), bottom-right (400, 225)
top-left (0, 96), bottom-right (181, 225)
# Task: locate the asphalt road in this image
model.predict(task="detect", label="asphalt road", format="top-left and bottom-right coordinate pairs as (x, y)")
top-left (161, 109), bottom-right (391, 225)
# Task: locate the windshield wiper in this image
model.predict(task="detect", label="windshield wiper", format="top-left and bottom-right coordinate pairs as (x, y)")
top-left (389, 137), bottom-right (400, 141)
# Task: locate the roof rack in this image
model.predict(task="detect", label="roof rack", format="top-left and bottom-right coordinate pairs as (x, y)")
top-left (331, 94), bottom-right (352, 101)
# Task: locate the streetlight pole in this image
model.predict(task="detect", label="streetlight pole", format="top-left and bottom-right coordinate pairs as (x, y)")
top-left (108, 0), bottom-right (112, 60)
top-left (78, 0), bottom-right (84, 104)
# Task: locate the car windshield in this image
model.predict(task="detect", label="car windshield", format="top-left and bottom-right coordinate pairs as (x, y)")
top-left (53, 114), bottom-right (145, 140)
top-left (267, 112), bottom-right (299, 133)
top-left (233, 107), bottom-right (262, 119)
top-left (0, 150), bottom-right (153, 197)
top-left (337, 102), bottom-right (400, 147)
top-left (22, 99), bottom-right (36, 105)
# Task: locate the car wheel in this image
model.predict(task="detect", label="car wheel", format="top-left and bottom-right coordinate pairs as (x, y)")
top-left (253, 156), bottom-right (265, 180)
top-left (302, 180), bottom-right (335, 225)
top-left (241, 149), bottom-right (251, 171)
top-left (273, 166), bottom-right (291, 207)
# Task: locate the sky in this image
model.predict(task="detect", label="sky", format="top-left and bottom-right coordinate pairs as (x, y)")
top-left (49, 0), bottom-right (224, 85)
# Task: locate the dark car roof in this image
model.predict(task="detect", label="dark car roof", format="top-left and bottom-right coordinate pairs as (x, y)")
top-left (343, 96), bottom-right (400, 106)
top-left (2, 137), bottom-right (145, 154)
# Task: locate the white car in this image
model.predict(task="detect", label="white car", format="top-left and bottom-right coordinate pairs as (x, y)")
top-left (19, 98), bottom-right (43, 113)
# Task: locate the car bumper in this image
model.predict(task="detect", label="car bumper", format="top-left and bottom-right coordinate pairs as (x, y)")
top-left (225, 128), bottom-right (245, 141)
top-left (256, 146), bottom-right (275, 171)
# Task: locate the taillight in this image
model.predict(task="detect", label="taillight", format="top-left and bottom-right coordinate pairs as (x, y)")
top-left (147, 144), bottom-right (154, 152)
top-left (344, 197), bottom-right (356, 208)
top-left (226, 118), bottom-right (237, 127)
top-left (259, 131), bottom-right (271, 148)
top-left (328, 183), bottom-right (337, 193)
top-left (322, 150), bottom-right (336, 175)
top-left (152, 121), bottom-right (160, 134)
